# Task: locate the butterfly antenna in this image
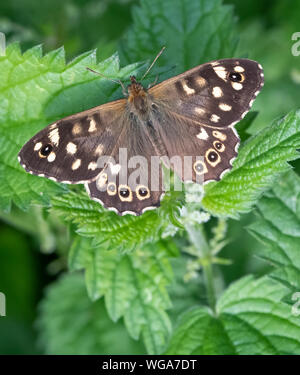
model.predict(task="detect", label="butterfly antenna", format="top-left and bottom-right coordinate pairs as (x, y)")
top-left (86, 67), bottom-right (127, 94)
top-left (141, 46), bottom-right (166, 81)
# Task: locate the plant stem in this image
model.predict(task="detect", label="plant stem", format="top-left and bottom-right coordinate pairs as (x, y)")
top-left (185, 223), bottom-right (217, 313)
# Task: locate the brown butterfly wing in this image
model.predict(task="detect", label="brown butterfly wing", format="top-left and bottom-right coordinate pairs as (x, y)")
top-left (148, 58), bottom-right (264, 183)
top-left (149, 58), bottom-right (264, 128)
top-left (85, 114), bottom-right (165, 216)
top-left (149, 108), bottom-right (239, 183)
top-left (18, 99), bottom-right (127, 183)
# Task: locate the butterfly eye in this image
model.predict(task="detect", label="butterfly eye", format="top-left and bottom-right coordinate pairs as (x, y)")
top-left (136, 185), bottom-right (150, 200)
top-left (39, 144), bottom-right (53, 158)
top-left (213, 141), bottom-right (225, 152)
top-left (193, 160), bottom-right (208, 175)
top-left (120, 188), bottom-right (130, 197)
top-left (118, 185), bottom-right (133, 202)
top-left (228, 72), bottom-right (244, 82)
top-left (107, 182), bottom-right (117, 196)
top-left (205, 149), bottom-right (221, 167)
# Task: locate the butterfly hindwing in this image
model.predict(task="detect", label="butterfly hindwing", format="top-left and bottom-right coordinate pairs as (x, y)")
top-left (150, 108), bottom-right (240, 183)
top-left (85, 115), bottom-right (165, 215)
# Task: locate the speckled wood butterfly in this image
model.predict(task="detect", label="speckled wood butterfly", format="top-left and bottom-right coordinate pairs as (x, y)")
top-left (18, 57), bottom-right (264, 216)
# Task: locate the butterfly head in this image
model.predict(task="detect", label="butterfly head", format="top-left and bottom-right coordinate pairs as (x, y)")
top-left (127, 76), bottom-right (146, 102)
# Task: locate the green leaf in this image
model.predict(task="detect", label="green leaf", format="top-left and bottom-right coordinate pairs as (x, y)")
top-left (202, 110), bottom-right (300, 218)
top-left (36, 273), bottom-right (145, 354)
top-left (248, 170), bottom-right (300, 294)
top-left (68, 236), bottom-right (178, 354)
top-left (166, 276), bottom-right (300, 354)
top-left (51, 190), bottom-right (182, 252)
top-left (120, 0), bottom-right (237, 74)
top-left (0, 43), bottom-right (140, 212)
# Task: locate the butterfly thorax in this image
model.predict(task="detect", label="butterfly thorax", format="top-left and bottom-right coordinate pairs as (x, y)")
top-left (127, 76), bottom-right (150, 115)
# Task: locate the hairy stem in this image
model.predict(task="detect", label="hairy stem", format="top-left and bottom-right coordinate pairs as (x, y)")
top-left (185, 224), bottom-right (217, 313)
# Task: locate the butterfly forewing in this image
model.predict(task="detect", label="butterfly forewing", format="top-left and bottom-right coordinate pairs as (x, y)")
top-left (18, 100), bottom-right (126, 183)
top-left (149, 59), bottom-right (264, 128)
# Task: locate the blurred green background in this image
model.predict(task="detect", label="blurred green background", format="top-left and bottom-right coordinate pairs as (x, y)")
top-left (0, 0), bottom-right (299, 354)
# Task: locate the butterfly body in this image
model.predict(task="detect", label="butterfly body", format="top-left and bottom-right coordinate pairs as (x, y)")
top-left (18, 58), bottom-right (264, 215)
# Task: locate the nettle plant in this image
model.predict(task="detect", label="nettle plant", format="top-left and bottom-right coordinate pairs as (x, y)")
top-left (1, 0), bottom-right (300, 355)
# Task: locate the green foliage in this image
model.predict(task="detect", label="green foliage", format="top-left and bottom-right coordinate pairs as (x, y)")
top-left (120, 0), bottom-right (238, 74)
top-left (248, 170), bottom-right (300, 294)
top-left (67, 236), bottom-right (177, 354)
top-left (51, 190), bottom-right (182, 252)
top-left (37, 273), bottom-right (146, 354)
top-left (202, 110), bottom-right (300, 218)
top-left (1, 0), bottom-right (300, 356)
top-left (166, 276), bottom-right (300, 355)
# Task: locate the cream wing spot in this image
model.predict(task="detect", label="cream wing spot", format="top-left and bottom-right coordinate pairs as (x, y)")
top-left (34, 142), bottom-right (42, 151)
top-left (66, 142), bottom-right (77, 155)
top-left (72, 123), bottom-right (82, 135)
top-left (88, 162), bottom-right (98, 170)
top-left (234, 66), bottom-right (245, 72)
top-left (96, 172), bottom-right (108, 189)
top-left (182, 81), bottom-right (195, 95)
top-left (88, 118), bottom-right (97, 133)
top-left (194, 107), bottom-right (206, 115)
top-left (47, 152), bottom-right (56, 162)
top-left (49, 128), bottom-right (60, 146)
top-left (72, 159), bottom-right (81, 170)
top-left (49, 123), bottom-right (57, 130)
top-left (196, 76), bottom-right (206, 87)
top-left (212, 86), bottom-right (223, 98)
top-left (219, 103), bottom-right (232, 111)
top-left (95, 144), bottom-right (104, 155)
top-left (210, 114), bottom-right (220, 123)
top-left (213, 131), bottom-right (227, 141)
top-left (196, 127), bottom-right (209, 140)
top-left (213, 66), bottom-right (227, 81)
top-left (231, 82), bottom-right (243, 90)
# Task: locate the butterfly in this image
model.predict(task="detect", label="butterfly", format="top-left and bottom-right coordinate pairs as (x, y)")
top-left (18, 57), bottom-right (264, 216)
